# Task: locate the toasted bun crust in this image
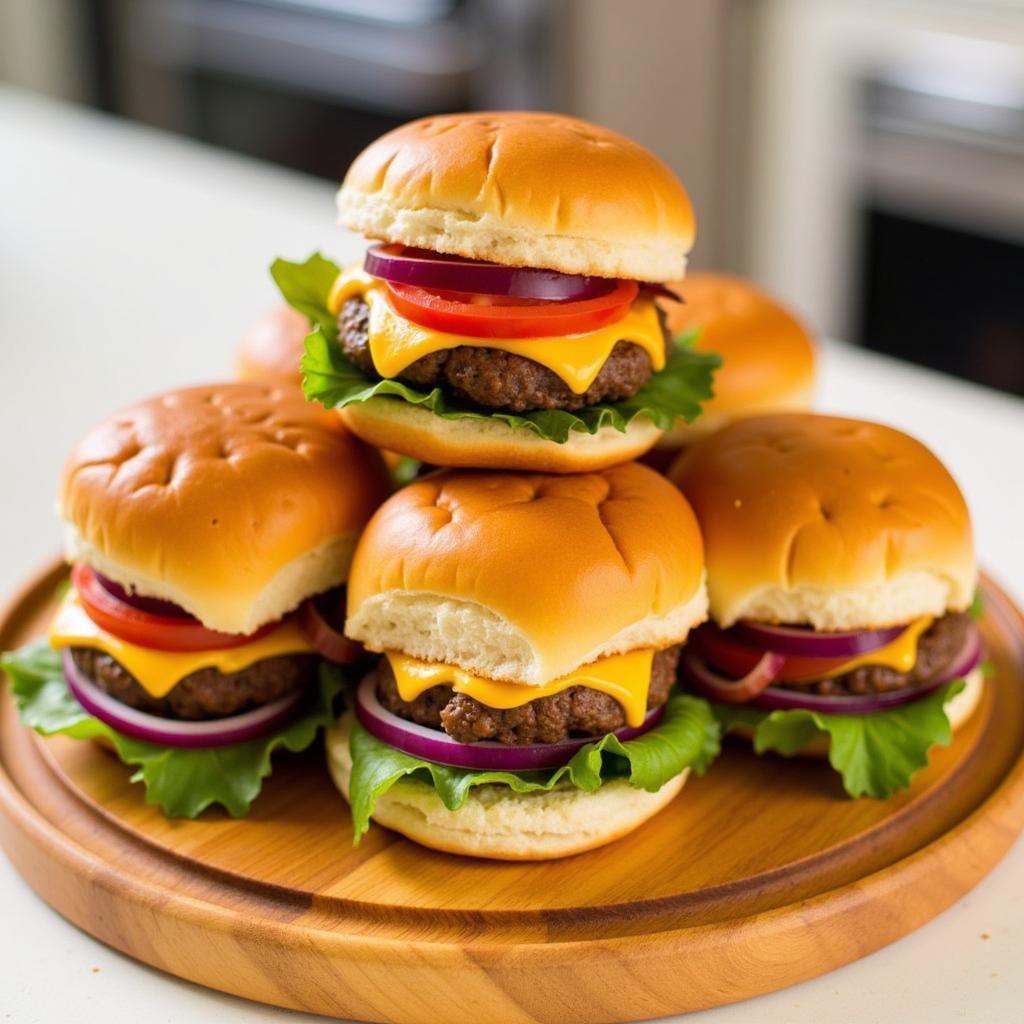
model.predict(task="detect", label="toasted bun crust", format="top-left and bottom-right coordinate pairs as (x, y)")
top-left (731, 667), bottom-right (985, 758)
top-left (234, 305), bottom-right (308, 385)
top-left (339, 398), bottom-right (663, 473)
top-left (61, 383), bottom-right (392, 634)
top-left (347, 463), bottom-right (707, 684)
top-left (326, 712), bottom-right (685, 859)
top-left (336, 112), bottom-right (695, 282)
top-left (669, 413), bottom-right (976, 630)
top-left (656, 273), bottom-right (816, 450)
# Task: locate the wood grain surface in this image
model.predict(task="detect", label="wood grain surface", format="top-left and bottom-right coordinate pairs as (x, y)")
top-left (1, 559), bottom-right (1023, 1024)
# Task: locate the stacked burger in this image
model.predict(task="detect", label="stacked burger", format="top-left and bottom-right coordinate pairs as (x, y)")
top-left (331, 465), bottom-right (715, 858)
top-left (271, 112), bottom-right (727, 857)
top-left (2, 384), bottom-right (392, 816)
top-left (670, 413), bottom-right (984, 798)
top-left (273, 112), bottom-right (719, 474)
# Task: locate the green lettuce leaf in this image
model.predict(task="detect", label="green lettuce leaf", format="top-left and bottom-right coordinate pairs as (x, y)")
top-left (270, 253), bottom-right (721, 444)
top-left (347, 692), bottom-right (720, 843)
top-left (1, 641), bottom-right (344, 818)
top-left (269, 252), bottom-right (341, 340)
top-left (391, 455), bottom-right (423, 486)
top-left (712, 679), bottom-right (966, 798)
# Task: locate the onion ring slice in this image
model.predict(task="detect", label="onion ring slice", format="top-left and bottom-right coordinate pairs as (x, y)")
top-left (364, 243), bottom-right (618, 301)
top-left (63, 649), bottom-right (304, 748)
top-left (752, 620), bottom-right (983, 715)
top-left (680, 648), bottom-right (786, 704)
top-left (354, 671), bottom-right (664, 772)
top-left (734, 620), bottom-right (907, 659)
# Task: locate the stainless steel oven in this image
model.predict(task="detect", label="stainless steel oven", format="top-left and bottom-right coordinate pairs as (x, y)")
top-left (79, 0), bottom-right (562, 179)
top-left (740, 1), bottom-right (1024, 396)
top-left (854, 55), bottom-right (1024, 395)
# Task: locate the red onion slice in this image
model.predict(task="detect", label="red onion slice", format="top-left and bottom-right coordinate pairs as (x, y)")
top-left (734, 620), bottom-right (907, 659)
top-left (63, 649), bottom-right (304, 748)
top-left (934, 620), bottom-right (985, 683)
top-left (300, 592), bottom-right (362, 665)
top-left (752, 622), bottom-right (983, 715)
top-left (354, 671), bottom-right (664, 771)
top-left (680, 649), bottom-right (786, 704)
top-left (95, 573), bottom-right (193, 619)
top-left (364, 243), bottom-right (617, 302)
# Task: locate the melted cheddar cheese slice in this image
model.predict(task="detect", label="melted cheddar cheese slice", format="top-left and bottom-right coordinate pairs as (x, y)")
top-left (329, 267), bottom-right (666, 396)
top-left (387, 648), bottom-right (655, 727)
top-left (820, 616), bottom-right (933, 679)
top-left (49, 591), bottom-right (315, 699)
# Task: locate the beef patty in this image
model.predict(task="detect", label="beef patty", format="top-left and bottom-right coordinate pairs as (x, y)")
top-left (374, 645), bottom-right (681, 745)
top-left (778, 612), bottom-right (974, 696)
top-left (69, 647), bottom-right (315, 721)
top-left (339, 295), bottom-right (670, 414)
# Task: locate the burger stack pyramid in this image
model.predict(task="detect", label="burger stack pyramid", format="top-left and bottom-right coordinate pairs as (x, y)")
top-left (270, 111), bottom-right (983, 857)
top-left (2, 111), bottom-right (984, 859)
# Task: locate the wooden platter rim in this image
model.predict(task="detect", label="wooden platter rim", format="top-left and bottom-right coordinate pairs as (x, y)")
top-left (2, 704), bottom-right (1024, 974)
top-left (0, 557), bottom-right (1022, 957)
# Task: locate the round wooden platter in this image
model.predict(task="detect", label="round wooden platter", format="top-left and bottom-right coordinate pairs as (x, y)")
top-left (2, 563), bottom-right (1024, 1024)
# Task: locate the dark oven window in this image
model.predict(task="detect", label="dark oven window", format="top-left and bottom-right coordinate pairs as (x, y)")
top-left (855, 208), bottom-right (1024, 397)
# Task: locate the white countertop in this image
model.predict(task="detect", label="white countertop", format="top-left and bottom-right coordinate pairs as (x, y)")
top-left (1, 88), bottom-right (1023, 1023)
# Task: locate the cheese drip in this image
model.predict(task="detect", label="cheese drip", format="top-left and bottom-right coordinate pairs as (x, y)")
top-left (49, 591), bottom-right (315, 699)
top-left (386, 648), bottom-right (655, 727)
top-left (329, 267), bottom-right (667, 396)
top-left (819, 616), bottom-right (933, 678)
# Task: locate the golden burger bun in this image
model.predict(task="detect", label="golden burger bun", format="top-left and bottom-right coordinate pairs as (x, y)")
top-left (234, 305), bottom-right (309, 385)
top-left (656, 273), bottom-right (816, 450)
top-left (346, 462), bottom-right (707, 685)
top-left (336, 111), bottom-right (695, 282)
top-left (339, 398), bottom-right (663, 474)
top-left (61, 383), bottom-right (392, 634)
top-left (326, 711), bottom-right (687, 859)
top-left (669, 413), bottom-right (976, 630)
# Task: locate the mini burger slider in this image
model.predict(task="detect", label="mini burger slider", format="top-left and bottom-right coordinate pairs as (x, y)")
top-left (670, 413), bottom-right (983, 798)
top-left (646, 273), bottom-right (816, 468)
top-left (273, 111), bottom-right (719, 473)
top-left (3, 383), bottom-right (391, 817)
top-left (327, 463), bottom-right (718, 859)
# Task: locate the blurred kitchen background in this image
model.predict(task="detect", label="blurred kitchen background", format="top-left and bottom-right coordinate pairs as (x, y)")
top-left (2, 0), bottom-right (1023, 395)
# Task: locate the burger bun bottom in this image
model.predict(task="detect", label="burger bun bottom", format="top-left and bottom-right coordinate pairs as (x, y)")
top-left (326, 711), bottom-right (686, 860)
top-left (339, 399), bottom-right (662, 474)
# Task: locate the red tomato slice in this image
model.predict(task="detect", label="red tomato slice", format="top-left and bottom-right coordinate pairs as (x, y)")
top-left (384, 279), bottom-right (639, 338)
top-left (691, 626), bottom-right (761, 678)
top-left (692, 625), bottom-right (857, 683)
top-left (774, 652), bottom-right (864, 682)
top-left (72, 564), bottom-right (274, 652)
